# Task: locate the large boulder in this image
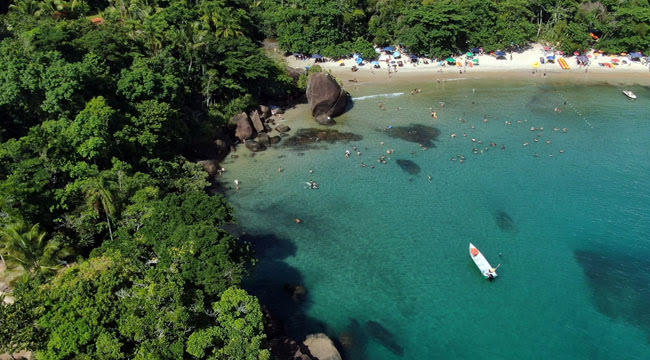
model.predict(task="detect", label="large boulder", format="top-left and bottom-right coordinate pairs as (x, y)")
top-left (250, 110), bottom-right (265, 133)
top-left (303, 333), bottom-right (342, 360)
top-left (306, 73), bottom-right (348, 125)
top-left (245, 140), bottom-right (266, 152)
top-left (233, 112), bottom-right (255, 141)
top-left (259, 105), bottom-right (271, 119)
top-left (276, 124), bottom-right (291, 133)
top-left (257, 132), bottom-right (271, 147)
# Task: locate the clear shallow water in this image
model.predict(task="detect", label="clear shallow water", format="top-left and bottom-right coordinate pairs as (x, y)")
top-left (221, 78), bottom-right (650, 359)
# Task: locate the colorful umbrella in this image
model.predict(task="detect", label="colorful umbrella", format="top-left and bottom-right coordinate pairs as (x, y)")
top-left (446, 57), bottom-right (456, 63)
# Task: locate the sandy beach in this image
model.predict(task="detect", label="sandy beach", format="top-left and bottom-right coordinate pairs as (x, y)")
top-left (284, 43), bottom-right (650, 87)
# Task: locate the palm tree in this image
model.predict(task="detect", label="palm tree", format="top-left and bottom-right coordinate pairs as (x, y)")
top-left (0, 221), bottom-right (71, 274)
top-left (82, 177), bottom-right (117, 242)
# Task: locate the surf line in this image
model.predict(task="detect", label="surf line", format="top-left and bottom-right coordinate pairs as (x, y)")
top-left (352, 92), bottom-right (405, 101)
top-left (556, 91), bottom-right (593, 129)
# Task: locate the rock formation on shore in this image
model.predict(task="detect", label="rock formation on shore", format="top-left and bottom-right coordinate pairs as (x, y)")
top-left (303, 333), bottom-right (342, 360)
top-left (306, 73), bottom-right (349, 125)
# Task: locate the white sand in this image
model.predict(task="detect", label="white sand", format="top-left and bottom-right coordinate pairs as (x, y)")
top-left (285, 43), bottom-right (650, 81)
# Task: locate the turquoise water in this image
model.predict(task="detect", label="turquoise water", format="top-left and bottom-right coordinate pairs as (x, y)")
top-left (221, 77), bottom-right (650, 359)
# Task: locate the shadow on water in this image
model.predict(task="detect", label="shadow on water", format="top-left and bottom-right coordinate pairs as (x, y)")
top-left (495, 210), bottom-right (515, 231)
top-left (242, 231), bottom-right (327, 339)
top-left (282, 128), bottom-right (363, 151)
top-left (337, 318), bottom-right (369, 360)
top-left (365, 320), bottom-right (404, 356)
top-left (395, 159), bottom-right (421, 175)
top-left (385, 124), bottom-right (440, 147)
top-left (575, 249), bottom-right (650, 337)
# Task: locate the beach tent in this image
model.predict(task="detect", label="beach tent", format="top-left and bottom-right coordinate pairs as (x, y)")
top-left (393, 51), bottom-right (401, 58)
top-left (446, 57), bottom-right (456, 64)
top-left (629, 52), bottom-right (643, 60)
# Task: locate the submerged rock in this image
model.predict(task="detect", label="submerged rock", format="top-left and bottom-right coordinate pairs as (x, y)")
top-left (495, 210), bottom-right (514, 231)
top-left (245, 140), bottom-right (266, 152)
top-left (396, 159), bottom-right (421, 175)
top-left (276, 124), bottom-right (291, 133)
top-left (283, 283), bottom-right (307, 301)
top-left (386, 124), bottom-right (440, 147)
top-left (365, 320), bottom-right (404, 356)
top-left (303, 333), bottom-right (342, 360)
top-left (283, 128), bottom-right (362, 150)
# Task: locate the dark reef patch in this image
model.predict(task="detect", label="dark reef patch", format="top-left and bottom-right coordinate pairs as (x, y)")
top-left (396, 159), bottom-right (421, 175)
top-left (386, 124), bottom-right (440, 147)
top-left (495, 210), bottom-right (514, 231)
top-left (575, 249), bottom-right (650, 336)
top-left (365, 320), bottom-right (404, 356)
top-left (282, 128), bottom-right (362, 150)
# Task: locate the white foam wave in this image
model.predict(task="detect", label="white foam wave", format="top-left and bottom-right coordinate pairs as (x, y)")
top-left (352, 92), bottom-right (405, 101)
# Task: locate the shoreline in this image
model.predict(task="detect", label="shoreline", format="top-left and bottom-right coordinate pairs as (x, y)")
top-left (284, 43), bottom-right (650, 87)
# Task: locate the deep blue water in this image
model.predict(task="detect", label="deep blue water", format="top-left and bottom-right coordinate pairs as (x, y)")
top-left (221, 77), bottom-right (650, 359)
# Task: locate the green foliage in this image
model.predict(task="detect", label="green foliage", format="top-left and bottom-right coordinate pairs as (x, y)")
top-left (297, 65), bottom-right (323, 90)
top-left (0, 220), bottom-right (72, 275)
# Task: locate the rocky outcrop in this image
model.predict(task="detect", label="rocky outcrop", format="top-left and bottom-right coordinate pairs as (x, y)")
top-left (245, 140), bottom-right (266, 152)
top-left (250, 110), bottom-right (265, 133)
top-left (287, 67), bottom-right (305, 83)
top-left (276, 124), bottom-right (291, 133)
top-left (263, 306), bottom-right (317, 360)
top-left (257, 132), bottom-right (271, 147)
top-left (306, 73), bottom-right (348, 125)
top-left (233, 112), bottom-right (255, 141)
top-left (259, 105), bottom-right (271, 118)
top-left (303, 333), bottom-right (342, 360)
top-left (198, 159), bottom-right (219, 177)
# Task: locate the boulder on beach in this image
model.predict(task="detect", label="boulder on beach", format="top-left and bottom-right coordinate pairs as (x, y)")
top-left (259, 105), bottom-right (271, 118)
top-left (306, 73), bottom-right (348, 125)
top-left (257, 132), bottom-right (271, 146)
top-left (276, 124), bottom-right (291, 133)
top-left (245, 140), bottom-right (266, 152)
top-left (197, 159), bottom-right (219, 177)
top-left (303, 333), bottom-right (342, 360)
top-left (233, 112), bottom-right (255, 141)
top-left (250, 110), bottom-right (265, 133)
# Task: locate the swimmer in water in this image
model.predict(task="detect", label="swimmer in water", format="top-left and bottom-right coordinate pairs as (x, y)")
top-left (309, 169), bottom-right (314, 174)
top-left (432, 112), bottom-right (438, 119)
top-left (451, 133), bottom-right (457, 138)
top-left (345, 150), bottom-right (351, 158)
top-left (278, 167), bottom-right (283, 172)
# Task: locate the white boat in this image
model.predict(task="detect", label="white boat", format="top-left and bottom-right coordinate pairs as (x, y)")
top-left (623, 90), bottom-right (637, 99)
top-left (469, 243), bottom-right (498, 280)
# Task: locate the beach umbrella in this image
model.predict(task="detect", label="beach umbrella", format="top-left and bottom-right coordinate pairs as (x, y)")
top-left (574, 51), bottom-right (580, 56)
top-left (355, 57), bottom-right (363, 64)
top-left (466, 52), bottom-right (473, 57)
top-left (620, 52), bottom-right (627, 56)
top-left (446, 57), bottom-right (456, 63)
top-left (371, 61), bottom-right (379, 65)
top-left (410, 54), bottom-right (418, 59)
top-left (472, 58), bottom-right (479, 63)
top-left (558, 51), bottom-right (564, 55)
top-left (532, 62), bottom-right (540, 68)
top-left (471, 47), bottom-right (480, 54)
top-left (337, 59), bottom-right (345, 64)
top-left (311, 54), bottom-right (323, 59)
top-left (546, 55), bottom-right (556, 60)
top-left (384, 46), bottom-right (395, 52)
top-left (611, 58), bottom-right (620, 63)
top-left (393, 51), bottom-right (401, 58)
top-left (544, 46), bottom-right (551, 51)
top-left (629, 52), bottom-right (643, 58)
top-left (495, 50), bottom-right (506, 56)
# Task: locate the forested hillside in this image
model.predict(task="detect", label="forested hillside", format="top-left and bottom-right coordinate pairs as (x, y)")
top-left (0, 0), bottom-right (648, 359)
top-left (256, 0), bottom-right (649, 57)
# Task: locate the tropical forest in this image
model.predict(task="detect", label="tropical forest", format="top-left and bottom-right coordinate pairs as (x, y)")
top-left (0, 0), bottom-right (648, 359)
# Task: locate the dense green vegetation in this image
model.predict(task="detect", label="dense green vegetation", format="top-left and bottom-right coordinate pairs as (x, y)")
top-left (0, 0), bottom-right (647, 358)
top-left (0, 0), bottom-right (288, 358)
top-left (257, 0), bottom-right (649, 57)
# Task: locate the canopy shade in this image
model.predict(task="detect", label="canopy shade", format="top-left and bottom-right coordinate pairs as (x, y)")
top-left (629, 52), bottom-right (643, 58)
top-left (384, 46), bottom-right (395, 51)
top-left (393, 51), bottom-right (401, 57)
top-left (495, 50), bottom-right (506, 56)
top-left (546, 55), bottom-right (556, 60)
top-left (311, 54), bottom-right (323, 59)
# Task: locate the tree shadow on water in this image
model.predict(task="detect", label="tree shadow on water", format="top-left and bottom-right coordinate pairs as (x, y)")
top-left (242, 232), bottom-right (327, 340)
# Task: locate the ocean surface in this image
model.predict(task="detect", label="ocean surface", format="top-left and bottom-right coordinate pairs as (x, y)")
top-left (220, 76), bottom-right (650, 359)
